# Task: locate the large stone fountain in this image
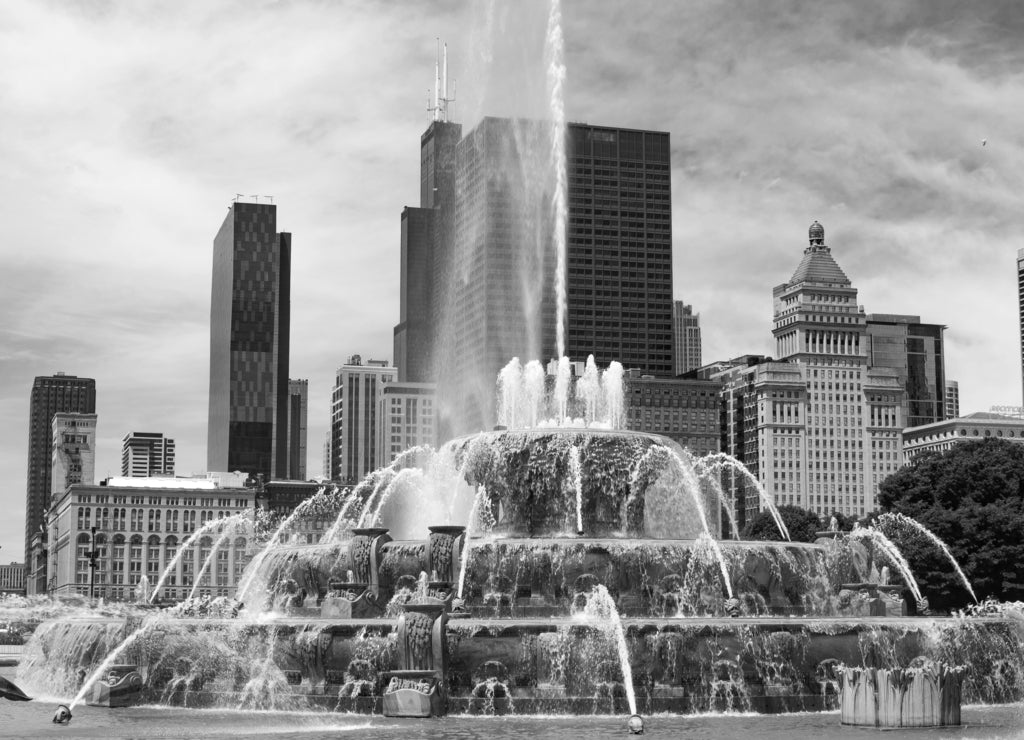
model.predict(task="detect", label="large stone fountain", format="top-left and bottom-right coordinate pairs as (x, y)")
top-left (13, 359), bottom-right (1024, 720)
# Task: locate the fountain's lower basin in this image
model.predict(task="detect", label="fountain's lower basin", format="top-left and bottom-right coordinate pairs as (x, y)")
top-left (19, 614), bottom-right (1024, 715)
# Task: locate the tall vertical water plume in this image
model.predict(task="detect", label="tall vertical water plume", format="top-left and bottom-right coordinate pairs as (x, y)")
top-left (546, 0), bottom-right (568, 358)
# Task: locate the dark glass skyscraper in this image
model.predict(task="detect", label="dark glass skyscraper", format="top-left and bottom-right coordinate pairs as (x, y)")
top-left (208, 201), bottom-right (291, 480)
top-left (24, 372), bottom-right (96, 591)
top-left (865, 314), bottom-right (946, 428)
top-left (395, 118), bottom-right (674, 440)
top-left (1018, 248), bottom-right (1024, 405)
top-left (566, 125), bottom-right (674, 375)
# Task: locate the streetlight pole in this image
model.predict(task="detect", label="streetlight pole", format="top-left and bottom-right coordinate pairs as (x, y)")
top-left (88, 526), bottom-right (99, 602)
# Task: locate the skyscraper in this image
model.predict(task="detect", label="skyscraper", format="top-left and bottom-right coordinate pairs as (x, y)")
top-left (121, 432), bottom-right (175, 477)
top-left (565, 124), bottom-right (674, 375)
top-left (716, 223), bottom-right (906, 522)
top-left (207, 201), bottom-right (291, 480)
top-left (286, 379), bottom-right (308, 480)
top-left (23, 373), bottom-right (95, 593)
top-left (672, 300), bottom-right (702, 376)
top-left (377, 382), bottom-right (437, 466)
top-left (396, 115), bottom-right (674, 439)
top-left (51, 412), bottom-right (97, 496)
top-left (865, 314), bottom-right (946, 428)
top-left (330, 355), bottom-right (396, 484)
top-left (1018, 248), bottom-right (1024, 405)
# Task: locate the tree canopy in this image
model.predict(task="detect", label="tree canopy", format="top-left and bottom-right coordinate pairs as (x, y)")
top-left (876, 438), bottom-right (1024, 611)
top-left (742, 504), bottom-right (822, 543)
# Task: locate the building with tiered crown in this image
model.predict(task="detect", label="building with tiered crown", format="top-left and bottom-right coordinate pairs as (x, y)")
top-left (714, 222), bottom-right (908, 526)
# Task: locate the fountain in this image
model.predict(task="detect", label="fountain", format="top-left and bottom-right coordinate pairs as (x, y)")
top-left (13, 372), bottom-right (1024, 722)
top-left (7, 1), bottom-right (1024, 727)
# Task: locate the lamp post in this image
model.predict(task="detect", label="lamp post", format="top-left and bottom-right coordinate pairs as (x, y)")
top-left (87, 526), bottom-right (100, 601)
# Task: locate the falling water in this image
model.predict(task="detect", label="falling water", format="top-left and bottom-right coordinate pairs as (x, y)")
top-left (849, 525), bottom-right (922, 603)
top-left (69, 616), bottom-right (162, 710)
top-left (690, 459), bottom-right (740, 539)
top-left (581, 585), bottom-right (636, 715)
top-left (661, 447), bottom-right (734, 598)
top-left (321, 486), bottom-right (363, 544)
top-left (546, 0), bottom-right (568, 358)
top-left (189, 522), bottom-right (242, 601)
top-left (457, 486), bottom-right (488, 599)
top-left (523, 359), bottom-right (547, 428)
top-left (601, 361), bottom-right (624, 429)
top-left (353, 470), bottom-right (398, 529)
top-left (236, 489), bottom-right (331, 603)
top-left (878, 512), bottom-right (977, 603)
top-left (700, 453), bottom-right (791, 541)
top-left (554, 356), bottom-right (571, 422)
top-left (498, 358), bottom-right (524, 429)
top-left (362, 468), bottom-right (425, 527)
top-left (576, 355), bottom-right (601, 424)
top-left (568, 445), bottom-right (583, 533)
top-left (150, 514), bottom-right (250, 603)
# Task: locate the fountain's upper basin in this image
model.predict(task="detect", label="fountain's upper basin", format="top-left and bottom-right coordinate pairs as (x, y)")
top-left (443, 428), bottom-right (720, 538)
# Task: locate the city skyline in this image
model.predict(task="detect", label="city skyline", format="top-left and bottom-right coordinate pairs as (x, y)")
top-left (2, 0), bottom-right (1023, 559)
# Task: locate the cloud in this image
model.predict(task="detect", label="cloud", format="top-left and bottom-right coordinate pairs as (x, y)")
top-left (1, 0), bottom-right (1023, 558)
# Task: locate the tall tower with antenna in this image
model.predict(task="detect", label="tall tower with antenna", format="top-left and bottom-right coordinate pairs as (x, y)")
top-left (427, 39), bottom-right (455, 123)
top-left (395, 42), bottom-right (462, 386)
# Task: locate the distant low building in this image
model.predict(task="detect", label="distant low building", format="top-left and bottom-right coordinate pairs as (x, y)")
top-left (624, 372), bottom-right (721, 456)
top-left (259, 480), bottom-right (331, 545)
top-left (902, 412), bottom-right (1024, 462)
top-left (47, 478), bottom-right (255, 601)
top-left (0, 563), bottom-right (25, 596)
top-left (121, 432), bottom-right (175, 477)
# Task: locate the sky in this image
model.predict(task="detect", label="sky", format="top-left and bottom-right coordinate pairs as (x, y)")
top-left (1, 0), bottom-right (1023, 561)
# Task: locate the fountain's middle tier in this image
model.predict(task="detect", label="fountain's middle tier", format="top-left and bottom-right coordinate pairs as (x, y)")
top-left (249, 533), bottom-right (863, 618)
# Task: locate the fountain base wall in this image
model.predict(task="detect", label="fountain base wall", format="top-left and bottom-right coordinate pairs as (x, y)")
top-left (22, 616), bottom-right (1021, 716)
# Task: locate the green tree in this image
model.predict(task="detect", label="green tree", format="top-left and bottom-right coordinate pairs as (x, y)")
top-left (876, 438), bottom-right (1024, 611)
top-left (742, 504), bottom-right (822, 543)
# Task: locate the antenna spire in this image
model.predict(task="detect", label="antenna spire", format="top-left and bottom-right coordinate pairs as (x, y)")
top-left (427, 39), bottom-right (455, 122)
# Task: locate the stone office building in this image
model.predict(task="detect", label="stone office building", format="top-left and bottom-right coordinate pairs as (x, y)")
top-left (47, 477), bottom-right (254, 601)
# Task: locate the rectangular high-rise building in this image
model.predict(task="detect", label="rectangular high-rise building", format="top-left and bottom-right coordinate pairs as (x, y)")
top-left (24, 373), bottom-right (95, 593)
top-left (397, 117), bottom-right (673, 440)
top-left (1018, 248), bottom-right (1024, 405)
top-left (286, 379), bottom-right (308, 480)
top-left (51, 412), bottom-right (97, 496)
top-left (208, 201), bottom-right (291, 481)
top-left (330, 355), bottom-right (396, 484)
top-left (565, 124), bottom-right (674, 375)
top-left (865, 314), bottom-right (946, 429)
top-left (121, 432), bottom-right (175, 477)
top-left (377, 382), bottom-right (437, 466)
top-left (672, 300), bottom-right (702, 376)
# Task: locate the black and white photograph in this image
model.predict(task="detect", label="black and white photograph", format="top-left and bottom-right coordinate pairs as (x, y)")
top-left (1, 1), bottom-right (1023, 737)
